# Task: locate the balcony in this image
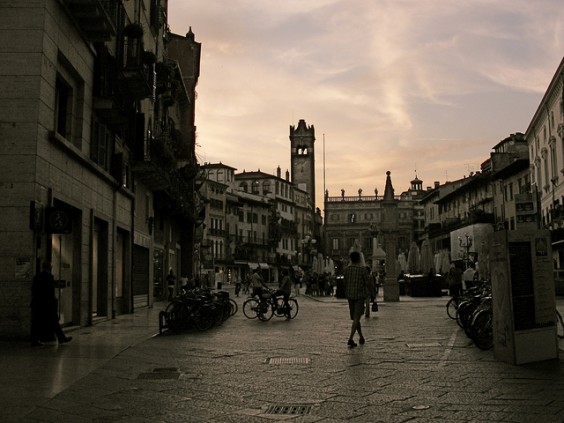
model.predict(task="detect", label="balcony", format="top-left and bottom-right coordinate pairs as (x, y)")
top-left (62, 0), bottom-right (118, 42)
top-left (132, 136), bottom-right (175, 191)
top-left (119, 26), bottom-right (154, 100)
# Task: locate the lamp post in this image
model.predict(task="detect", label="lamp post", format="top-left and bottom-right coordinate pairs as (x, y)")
top-left (458, 233), bottom-right (472, 269)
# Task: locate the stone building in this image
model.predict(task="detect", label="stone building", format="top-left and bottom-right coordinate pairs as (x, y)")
top-left (526, 56), bottom-right (564, 266)
top-left (0, 1), bottom-right (200, 339)
top-left (323, 172), bottom-right (425, 274)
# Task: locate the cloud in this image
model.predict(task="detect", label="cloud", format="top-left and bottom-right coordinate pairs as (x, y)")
top-left (169, 0), bottom-right (564, 208)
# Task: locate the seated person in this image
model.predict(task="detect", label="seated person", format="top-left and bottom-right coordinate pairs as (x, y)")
top-left (271, 269), bottom-right (293, 314)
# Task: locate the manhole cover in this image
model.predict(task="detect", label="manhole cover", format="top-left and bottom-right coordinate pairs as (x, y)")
top-left (268, 357), bottom-right (311, 365)
top-left (265, 405), bottom-right (312, 415)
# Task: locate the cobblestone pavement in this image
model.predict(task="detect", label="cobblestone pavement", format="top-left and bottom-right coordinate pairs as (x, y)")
top-left (2, 287), bottom-right (564, 423)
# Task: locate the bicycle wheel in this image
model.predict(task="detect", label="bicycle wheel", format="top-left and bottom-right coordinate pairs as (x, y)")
top-left (257, 300), bottom-right (273, 321)
top-left (193, 305), bottom-right (215, 331)
top-left (469, 308), bottom-right (493, 350)
top-left (446, 297), bottom-right (458, 320)
top-left (229, 298), bottom-right (238, 316)
top-left (273, 298), bottom-right (287, 317)
top-left (243, 298), bottom-right (260, 319)
top-left (456, 300), bottom-right (476, 330)
top-left (556, 310), bottom-right (564, 339)
top-left (286, 298), bottom-right (299, 319)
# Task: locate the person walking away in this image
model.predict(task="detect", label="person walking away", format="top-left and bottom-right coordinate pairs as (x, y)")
top-left (271, 269), bottom-right (293, 317)
top-left (166, 269), bottom-right (176, 301)
top-left (343, 251), bottom-right (371, 347)
top-left (30, 261), bottom-right (72, 346)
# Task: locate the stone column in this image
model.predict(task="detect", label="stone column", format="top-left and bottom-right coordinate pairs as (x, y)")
top-left (383, 234), bottom-right (399, 302)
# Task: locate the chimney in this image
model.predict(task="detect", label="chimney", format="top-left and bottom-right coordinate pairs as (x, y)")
top-left (285, 170), bottom-right (290, 181)
top-left (434, 181), bottom-right (440, 189)
top-left (277, 166), bottom-right (281, 178)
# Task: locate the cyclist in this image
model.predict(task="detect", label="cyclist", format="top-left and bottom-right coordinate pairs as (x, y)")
top-left (251, 268), bottom-right (269, 298)
top-left (271, 269), bottom-right (293, 316)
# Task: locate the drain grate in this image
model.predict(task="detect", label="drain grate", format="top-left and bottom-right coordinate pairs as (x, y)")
top-left (268, 357), bottom-right (311, 365)
top-left (265, 405), bottom-right (312, 415)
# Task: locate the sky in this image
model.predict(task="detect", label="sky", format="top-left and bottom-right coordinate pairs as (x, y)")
top-left (167, 0), bottom-right (564, 211)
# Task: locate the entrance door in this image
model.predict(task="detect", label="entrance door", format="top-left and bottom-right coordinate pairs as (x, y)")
top-left (132, 245), bottom-right (149, 308)
top-left (114, 231), bottom-right (125, 314)
top-left (51, 233), bottom-right (73, 325)
top-left (92, 220), bottom-right (108, 317)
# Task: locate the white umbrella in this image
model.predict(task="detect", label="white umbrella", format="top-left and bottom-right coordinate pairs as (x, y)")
top-left (407, 241), bottom-right (420, 274)
top-left (317, 253), bottom-right (325, 273)
top-left (434, 253), bottom-right (441, 274)
top-left (397, 252), bottom-right (407, 272)
top-left (440, 250), bottom-right (451, 274)
top-left (325, 258), bottom-right (335, 275)
top-left (420, 239), bottom-right (434, 275)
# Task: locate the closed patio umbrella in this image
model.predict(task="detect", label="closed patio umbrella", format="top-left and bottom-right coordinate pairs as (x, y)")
top-left (420, 239), bottom-right (434, 275)
top-left (407, 241), bottom-right (420, 274)
top-left (397, 252), bottom-right (407, 272)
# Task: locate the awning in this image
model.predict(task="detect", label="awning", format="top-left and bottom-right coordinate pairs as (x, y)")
top-left (259, 263), bottom-right (270, 269)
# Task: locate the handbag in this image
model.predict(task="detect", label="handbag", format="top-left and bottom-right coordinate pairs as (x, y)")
top-left (371, 302), bottom-right (378, 312)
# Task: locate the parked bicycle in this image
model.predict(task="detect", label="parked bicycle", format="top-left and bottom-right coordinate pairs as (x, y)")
top-left (449, 281), bottom-right (564, 348)
top-left (243, 289), bottom-right (299, 321)
top-left (159, 287), bottom-right (234, 334)
top-left (447, 280), bottom-right (493, 350)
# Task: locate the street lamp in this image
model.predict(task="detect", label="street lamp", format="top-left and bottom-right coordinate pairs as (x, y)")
top-left (458, 233), bottom-right (472, 269)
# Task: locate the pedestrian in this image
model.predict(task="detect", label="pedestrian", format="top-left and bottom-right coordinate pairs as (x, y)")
top-left (294, 270), bottom-right (301, 297)
top-left (447, 262), bottom-right (463, 298)
top-left (365, 266), bottom-right (378, 317)
top-left (343, 251), bottom-right (371, 348)
top-left (234, 272), bottom-right (242, 297)
top-left (166, 268), bottom-right (176, 301)
top-left (30, 261), bottom-right (72, 346)
top-left (243, 273), bottom-right (251, 294)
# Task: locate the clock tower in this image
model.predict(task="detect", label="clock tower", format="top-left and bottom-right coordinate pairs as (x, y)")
top-left (290, 119), bottom-right (316, 209)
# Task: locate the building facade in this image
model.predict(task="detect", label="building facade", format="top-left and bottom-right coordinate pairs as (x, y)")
top-left (323, 172), bottom-right (425, 273)
top-left (0, 0), bottom-right (200, 339)
top-left (526, 57), bottom-right (564, 267)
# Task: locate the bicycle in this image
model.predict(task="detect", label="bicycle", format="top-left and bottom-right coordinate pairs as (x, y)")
top-left (159, 287), bottom-right (233, 334)
top-left (465, 295), bottom-right (493, 350)
top-left (242, 289), bottom-right (299, 321)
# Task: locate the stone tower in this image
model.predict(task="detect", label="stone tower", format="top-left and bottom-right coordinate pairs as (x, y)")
top-left (290, 119), bottom-right (316, 209)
